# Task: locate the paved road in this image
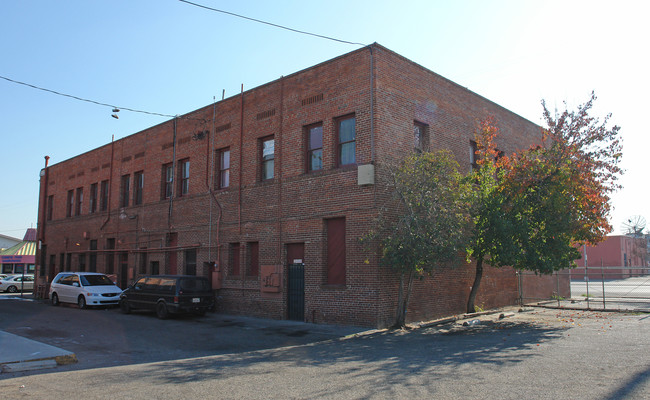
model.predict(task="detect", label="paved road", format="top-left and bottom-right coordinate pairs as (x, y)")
top-left (1, 296), bottom-right (649, 399)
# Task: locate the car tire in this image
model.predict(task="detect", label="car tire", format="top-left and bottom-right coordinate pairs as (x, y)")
top-left (120, 299), bottom-right (131, 314)
top-left (156, 302), bottom-right (169, 319)
top-left (78, 295), bottom-right (87, 309)
top-left (7, 285), bottom-right (18, 293)
top-left (51, 293), bottom-right (60, 306)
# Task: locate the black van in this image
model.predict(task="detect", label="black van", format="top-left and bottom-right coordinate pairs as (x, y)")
top-left (119, 275), bottom-right (214, 319)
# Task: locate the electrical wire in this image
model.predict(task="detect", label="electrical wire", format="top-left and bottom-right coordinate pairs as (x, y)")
top-left (178, 0), bottom-right (366, 47)
top-left (0, 75), bottom-right (210, 121)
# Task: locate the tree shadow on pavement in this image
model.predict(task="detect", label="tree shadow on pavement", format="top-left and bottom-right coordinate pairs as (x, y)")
top-left (108, 318), bottom-right (567, 392)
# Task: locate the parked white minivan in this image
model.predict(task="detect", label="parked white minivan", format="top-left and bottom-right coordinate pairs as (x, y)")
top-left (49, 272), bottom-right (122, 309)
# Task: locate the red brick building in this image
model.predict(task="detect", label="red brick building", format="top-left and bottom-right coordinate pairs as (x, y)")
top-left (571, 235), bottom-right (648, 279)
top-left (36, 43), bottom-right (558, 327)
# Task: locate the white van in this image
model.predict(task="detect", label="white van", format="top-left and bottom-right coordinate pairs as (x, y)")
top-left (49, 272), bottom-right (122, 309)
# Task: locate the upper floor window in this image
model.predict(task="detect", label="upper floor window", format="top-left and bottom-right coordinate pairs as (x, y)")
top-left (261, 137), bottom-right (274, 180)
top-left (120, 175), bottom-right (130, 207)
top-left (162, 163), bottom-right (173, 199)
top-left (306, 123), bottom-right (323, 172)
top-left (134, 171), bottom-right (144, 205)
top-left (100, 180), bottom-right (109, 212)
top-left (414, 121), bottom-right (429, 152)
top-left (337, 115), bottom-right (356, 166)
top-left (75, 187), bottom-right (83, 216)
top-left (66, 190), bottom-right (74, 218)
top-left (46, 195), bottom-right (54, 221)
top-left (217, 148), bottom-right (230, 189)
top-left (89, 183), bottom-right (98, 214)
top-left (179, 159), bottom-right (190, 196)
top-left (469, 140), bottom-right (479, 170)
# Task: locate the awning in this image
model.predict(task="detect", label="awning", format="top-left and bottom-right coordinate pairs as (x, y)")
top-left (0, 241), bottom-right (36, 264)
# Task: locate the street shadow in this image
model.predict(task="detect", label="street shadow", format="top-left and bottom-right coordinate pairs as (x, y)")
top-left (603, 365), bottom-right (650, 400)
top-left (105, 318), bottom-right (566, 392)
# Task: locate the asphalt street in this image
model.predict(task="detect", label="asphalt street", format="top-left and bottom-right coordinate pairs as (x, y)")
top-left (1, 295), bottom-right (649, 399)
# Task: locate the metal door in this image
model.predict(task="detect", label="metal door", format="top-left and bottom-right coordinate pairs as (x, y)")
top-left (287, 263), bottom-right (304, 321)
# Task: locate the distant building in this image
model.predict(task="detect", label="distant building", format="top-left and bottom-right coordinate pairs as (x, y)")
top-left (0, 229), bottom-right (37, 274)
top-left (571, 235), bottom-right (648, 279)
top-left (36, 43), bottom-right (563, 327)
top-left (0, 233), bottom-right (21, 251)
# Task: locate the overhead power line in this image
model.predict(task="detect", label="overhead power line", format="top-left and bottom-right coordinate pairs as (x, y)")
top-left (178, 0), bottom-right (366, 47)
top-left (0, 75), bottom-right (212, 121)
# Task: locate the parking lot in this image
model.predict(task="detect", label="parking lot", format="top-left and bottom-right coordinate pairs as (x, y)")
top-left (0, 293), bottom-right (365, 374)
top-left (1, 293), bottom-right (649, 399)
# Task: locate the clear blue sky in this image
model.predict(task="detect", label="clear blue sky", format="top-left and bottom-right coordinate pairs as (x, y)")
top-left (1, 0), bottom-right (648, 238)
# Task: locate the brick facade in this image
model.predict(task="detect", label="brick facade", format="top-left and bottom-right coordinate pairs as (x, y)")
top-left (36, 43), bottom-right (560, 328)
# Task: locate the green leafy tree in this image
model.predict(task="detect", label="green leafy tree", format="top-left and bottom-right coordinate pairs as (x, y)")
top-left (466, 93), bottom-right (622, 313)
top-left (366, 150), bottom-right (472, 328)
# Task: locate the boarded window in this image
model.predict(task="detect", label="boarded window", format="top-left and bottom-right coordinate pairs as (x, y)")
top-left (326, 217), bottom-right (346, 285)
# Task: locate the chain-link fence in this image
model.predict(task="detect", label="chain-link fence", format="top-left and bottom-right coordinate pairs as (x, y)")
top-left (518, 267), bottom-right (650, 312)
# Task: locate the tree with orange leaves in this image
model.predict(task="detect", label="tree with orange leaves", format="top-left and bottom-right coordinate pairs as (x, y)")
top-left (466, 92), bottom-right (622, 313)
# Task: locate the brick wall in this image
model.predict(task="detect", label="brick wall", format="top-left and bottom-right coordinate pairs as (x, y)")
top-left (37, 43), bottom-right (558, 328)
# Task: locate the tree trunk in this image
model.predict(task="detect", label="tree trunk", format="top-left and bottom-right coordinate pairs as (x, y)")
top-left (467, 256), bottom-right (484, 313)
top-left (393, 270), bottom-right (414, 329)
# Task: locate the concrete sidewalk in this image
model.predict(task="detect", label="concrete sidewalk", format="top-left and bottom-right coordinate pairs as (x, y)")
top-left (0, 330), bottom-right (77, 373)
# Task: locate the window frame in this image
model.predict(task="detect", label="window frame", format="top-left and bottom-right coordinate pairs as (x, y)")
top-left (89, 183), bottom-right (98, 214)
top-left (305, 123), bottom-right (323, 172)
top-left (414, 121), bottom-right (429, 152)
top-left (162, 163), bottom-right (173, 199)
top-left (216, 147), bottom-right (230, 189)
top-left (46, 195), bottom-right (54, 221)
top-left (100, 180), bottom-right (109, 212)
top-left (336, 115), bottom-right (356, 167)
top-left (75, 187), bottom-right (83, 216)
top-left (120, 174), bottom-right (130, 208)
top-left (178, 159), bottom-right (190, 196)
top-left (469, 140), bottom-right (479, 170)
top-left (260, 136), bottom-right (275, 181)
top-left (66, 190), bottom-right (74, 218)
top-left (133, 171), bottom-right (144, 205)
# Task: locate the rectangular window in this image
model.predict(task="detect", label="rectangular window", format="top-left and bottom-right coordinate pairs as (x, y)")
top-left (66, 190), bottom-right (74, 218)
top-left (150, 261), bottom-right (160, 275)
top-left (75, 187), bottom-right (83, 216)
top-left (230, 243), bottom-right (241, 276)
top-left (46, 195), bottom-right (54, 221)
top-left (306, 123), bottom-right (323, 172)
top-left (134, 171), bottom-right (144, 205)
top-left (261, 137), bottom-right (274, 180)
top-left (78, 254), bottom-right (86, 272)
top-left (217, 148), bottom-right (230, 189)
top-left (66, 253), bottom-right (72, 272)
top-left (139, 250), bottom-right (147, 274)
top-left (162, 163), bottom-right (173, 199)
top-left (470, 140), bottom-right (479, 170)
top-left (179, 159), bottom-right (190, 196)
top-left (337, 115), bottom-right (356, 166)
top-left (326, 217), bottom-right (346, 285)
top-left (89, 183), bottom-right (98, 213)
top-left (120, 175), bottom-right (130, 207)
top-left (247, 242), bottom-right (259, 277)
top-left (59, 253), bottom-right (64, 274)
top-left (414, 121), bottom-right (429, 152)
top-left (100, 180), bottom-right (109, 212)
top-left (185, 249), bottom-right (197, 275)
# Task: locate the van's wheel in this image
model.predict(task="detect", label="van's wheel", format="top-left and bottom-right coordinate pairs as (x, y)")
top-left (120, 299), bottom-right (131, 314)
top-left (51, 293), bottom-right (60, 306)
top-left (7, 286), bottom-right (18, 293)
top-left (78, 295), bottom-right (87, 309)
top-left (156, 302), bottom-right (169, 319)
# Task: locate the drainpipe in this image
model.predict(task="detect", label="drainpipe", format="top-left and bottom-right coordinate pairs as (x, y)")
top-left (100, 136), bottom-right (115, 230)
top-left (239, 84), bottom-right (244, 234)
